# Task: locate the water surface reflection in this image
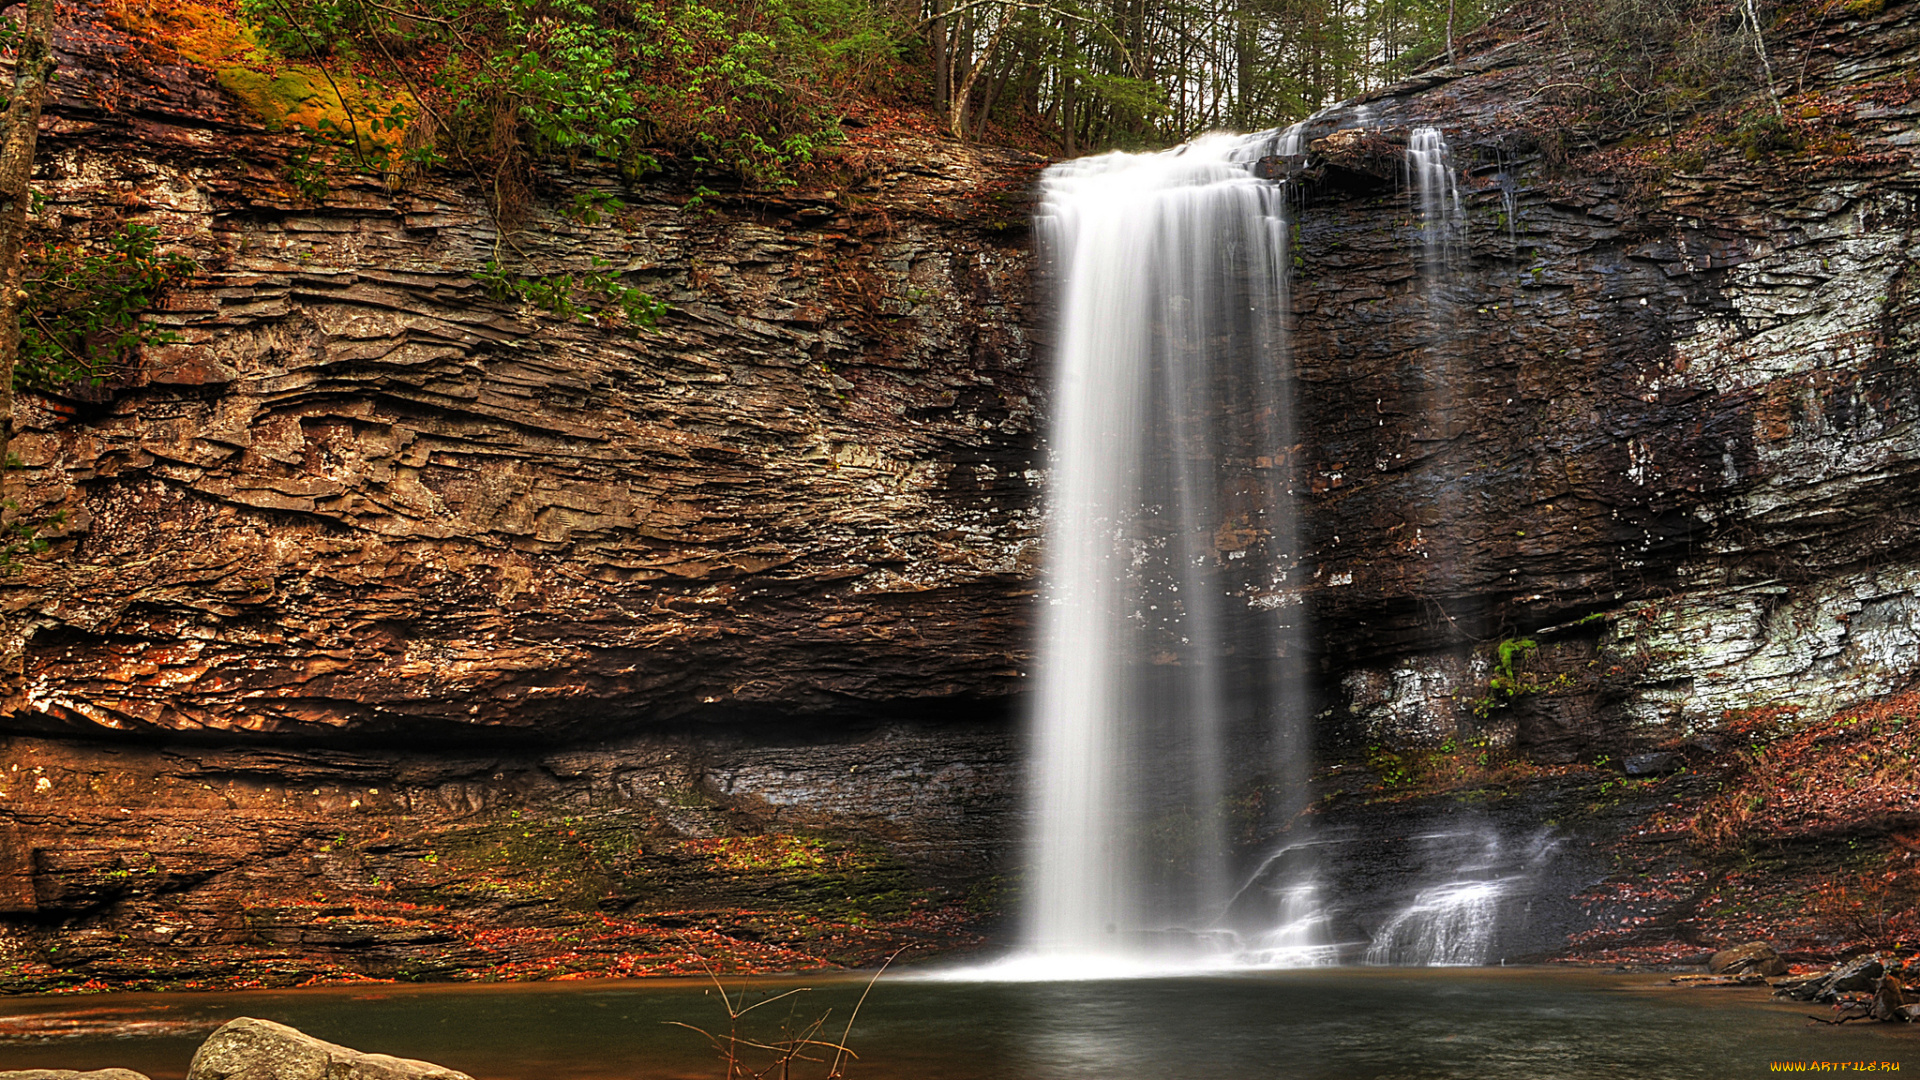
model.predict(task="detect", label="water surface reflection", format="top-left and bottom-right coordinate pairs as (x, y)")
top-left (1, 967), bottom-right (1913, 1079)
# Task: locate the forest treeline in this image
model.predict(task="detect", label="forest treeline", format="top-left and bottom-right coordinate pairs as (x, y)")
top-left (247, 0), bottom-right (1495, 181)
top-left (246, 0), bottom-right (1799, 190)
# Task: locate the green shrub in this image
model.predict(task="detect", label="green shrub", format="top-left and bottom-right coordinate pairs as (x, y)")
top-left (238, 0), bottom-right (904, 189)
top-left (18, 223), bottom-right (197, 392)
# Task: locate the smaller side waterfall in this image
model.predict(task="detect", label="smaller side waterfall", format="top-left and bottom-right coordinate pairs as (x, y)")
top-left (1360, 828), bottom-right (1561, 966)
top-left (1239, 879), bottom-right (1338, 967)
top-left (1407, 127), bottom-right (1462, 270)
top-left (1364, 880), bottom-right (1507, 966)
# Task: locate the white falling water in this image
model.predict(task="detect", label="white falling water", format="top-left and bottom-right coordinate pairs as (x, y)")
top-left (1239, 879), bottom-right (1340, 967)
top-left (1373, 127), bottom-right (1503, 969)
top-left (1407, 127), bottom-right (1463, 271)
top-left (1364, 879), bottom-right (1507, 966)
top-left (1022, 132), bottom-right (1306, 973)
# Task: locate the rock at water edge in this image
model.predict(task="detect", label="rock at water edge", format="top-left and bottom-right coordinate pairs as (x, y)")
top-left (1873, 976), bottom-right (1910, 1022)
top-left (186, 1017), bottom-right (474, 1080)
top-left (1827, 955), bottom-right (1887, 995)
top-left (1708, 941), bottom-right (1787, 977)
top-left (1773, 954), bottom-right (1887, 1002)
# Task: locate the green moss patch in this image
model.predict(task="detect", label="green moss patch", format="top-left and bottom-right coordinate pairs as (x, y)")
top-left (105, 0), bottom-right (412, 161)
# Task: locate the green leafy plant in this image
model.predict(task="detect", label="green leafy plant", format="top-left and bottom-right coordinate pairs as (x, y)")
top-left (18, 222), bottom-right (198, 393)
top-left (1468, 637), bottom-right (1539, 717)
top-left (240, 0), bottom-right (370, 58)
top-left (240, 0), bottom-right (862, 196)
top-left (479, 256), bottom-right (668, 334)
top-left (0, 496), bottom-right (61, 574)
top-left (1490, 637), bottom-right (1539, 697)
top-left (565, 190), bottom-right (619, 225)
top-left (1728, 109), bottom-right (1805, 159)
top-left (286, 138), bottom-right (332, 201)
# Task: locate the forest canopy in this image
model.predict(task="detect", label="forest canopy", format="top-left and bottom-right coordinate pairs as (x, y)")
top-left (138, 0), bottom-right (1797, 200)
top-left (227, 0), bottom-right (1501, 179)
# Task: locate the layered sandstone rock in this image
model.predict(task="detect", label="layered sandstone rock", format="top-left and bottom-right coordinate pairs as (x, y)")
top-left (1280, 3), bottom-right (1920, 758)
top-left (4, 5), bottom-right (1043, 740)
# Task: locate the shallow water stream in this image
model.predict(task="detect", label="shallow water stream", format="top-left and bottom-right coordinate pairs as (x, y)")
top-left (3, 967), bottom-right (1912, 1078)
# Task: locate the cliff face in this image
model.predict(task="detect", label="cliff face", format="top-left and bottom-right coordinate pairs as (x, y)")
top-left (1286, 3), bottom-right (1920, 760)
top-left (10, 9), bottom-right (1043, 740)
top-left (1275, 0), bottom-right (1920, 963)
top-left (0, 5), bottom-right (1039, 987)
top-left (1, 0), bottom-right (1918, 988)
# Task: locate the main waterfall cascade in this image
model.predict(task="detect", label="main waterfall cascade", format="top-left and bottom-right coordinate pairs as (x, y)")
top-left (1024, 130), bottom-right (1315, 974)
top-left (1006, 120), bottom-right (1527, 978)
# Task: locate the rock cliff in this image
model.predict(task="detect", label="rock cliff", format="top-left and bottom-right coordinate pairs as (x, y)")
top-left (1282, 2), bottom-right (1920, 761)
top-left (9, 10), bottom-right (1043, 740)
top-left (0, 0), bottom-right (1916, 987)
top-left (0, 2), bottom-right (1038, 987)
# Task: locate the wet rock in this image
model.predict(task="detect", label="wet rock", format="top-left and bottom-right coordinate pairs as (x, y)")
top-left (1252, 156), bottom-right (1291, 180)
top-left (186, 1018), bottom-right (472, 1080)
top-left (1773, 954), bottom-right (1886, 1002)
top-left (1769, 973), bottom-right (1828, 1000)
top-left (1830, 998), bottom-right (1877, 1023)
top-left (1872, 976), bottom-right (1909, 1022)
top-left (1709, 941), bottom-right (1787, 977)
top-left (1669, 973), bottom-right (1767, 986)
top-left (1829, 956), bottom-right (1889, 994)
top-left (1623, 752), bottom-right (1680, 777)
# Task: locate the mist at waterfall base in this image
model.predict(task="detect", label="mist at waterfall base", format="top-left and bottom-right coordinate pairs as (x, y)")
top-left (952, 125), bottom-right (1544, 981)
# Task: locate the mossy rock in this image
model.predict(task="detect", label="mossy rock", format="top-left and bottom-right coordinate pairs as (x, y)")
top-left (108, 0), bottom-right (411, 158)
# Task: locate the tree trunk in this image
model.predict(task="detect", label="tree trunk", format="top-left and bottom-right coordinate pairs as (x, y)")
top-left (949, 8), bottom-right (1010, 141)
top-left (0, 0), bottom-right (58, 481)
top-left (1059, 68), bottom-right (1076, 156)
top-left (931, 0), bottom-right (950, 112)
top-left (1233, 0), bottom-right (1254, 128)
top-left (972, 52), bottom-right (1008, 141)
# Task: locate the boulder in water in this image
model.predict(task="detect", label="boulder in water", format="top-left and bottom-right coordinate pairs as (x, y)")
top-left (1773, 954), bottom-right (1886, 1002)
top-left (1709, 941), bottom-right (1787, 977)
top-left (1872, 975), bottom-right (1911, 1022)
top-left (1828, 955), bottom-right (1888, 994)
top-left (186, 1018), bottom-right (473, 1080)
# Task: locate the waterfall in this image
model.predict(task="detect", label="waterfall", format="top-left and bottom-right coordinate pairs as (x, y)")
top-left (1407, 126), bottom-right (1462, 271)
top-left (993, 122), bottom-right (1514, 979)
top-left (1023, 131), bottom-right (1307, 972)
top-left (1364, 879), bottom-right (1507, 966)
